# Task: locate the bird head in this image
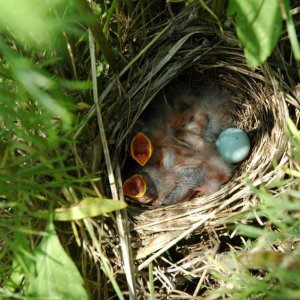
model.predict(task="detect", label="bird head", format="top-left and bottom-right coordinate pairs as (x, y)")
top-left (130, 132), bottom-right (153, 166)
top-left (123, 173), bottom-right (157, 204)
top-left (123, 174), bottom-right (146, 198)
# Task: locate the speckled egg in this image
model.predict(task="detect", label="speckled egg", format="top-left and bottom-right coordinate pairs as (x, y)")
top-left (215, 128), bottom-right (250, 164)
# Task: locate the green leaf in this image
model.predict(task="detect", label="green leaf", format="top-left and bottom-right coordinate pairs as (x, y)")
top-left (4, 258), bottom-right (25, 292)
top-left (228, 0), bottom-right (282, 67)
top-left (0, 0), bottom-right (61, 47)
top-left (26, 221), bottom-right (89, 300)
top-left (32, 197), bottom-right (127, 221)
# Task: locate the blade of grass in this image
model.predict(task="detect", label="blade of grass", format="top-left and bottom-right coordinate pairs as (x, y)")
top-left (149, 261), bottom-right (155, 300)
top-left (103, 0), bottom-right (118, 37)
top-left (280, 0), bottom-right (300, 77)
top-left (88, 28), bottom-right (137, 299)
top-left (115, 163), bottom-right (137, 299)
top-left (198, 0), bottom-right (223, 32)
top-left (210, 0), bottom-right (227, 19)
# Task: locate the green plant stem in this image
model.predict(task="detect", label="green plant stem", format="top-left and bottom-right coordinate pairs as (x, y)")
top-left (103, 0), bottom-right (119, 37)
top-left (281, 0), bottom-right (300, 77)
top-left (198, 0), bottom-right (223, 32)
top-left (149, 262), bottom-right (155, 300)
top-left (210, 0), bottom-right (227, 20)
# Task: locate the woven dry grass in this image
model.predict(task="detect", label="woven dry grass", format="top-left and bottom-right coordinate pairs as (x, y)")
top-left (81, 3), bottom-right (299, 298)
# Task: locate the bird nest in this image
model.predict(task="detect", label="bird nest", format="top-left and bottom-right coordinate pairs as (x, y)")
top-left (86, 3), bottom-right (297, 285)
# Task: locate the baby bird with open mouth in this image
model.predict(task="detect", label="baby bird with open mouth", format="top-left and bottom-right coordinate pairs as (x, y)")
top-left (123, 83), bottom-right (235, 206)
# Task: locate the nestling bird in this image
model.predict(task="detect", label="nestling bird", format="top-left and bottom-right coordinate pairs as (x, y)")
top-left (166, 82), bottom-right (235, 142)
top-left (130, 105), bottom-right (182, 169)
top-left (123, 82), bottom-right (235, 206)
top-left (123, 164), bottom-right (202, 206)
top-left (130, 132), bottom-right (153, 166)
top-left (123, 173), bottom-right (150, 203)
top-left (124, 140), bottom-right (232, 206)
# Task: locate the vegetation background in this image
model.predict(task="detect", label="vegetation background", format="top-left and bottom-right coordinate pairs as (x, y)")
top-left (0, 0), bottom-right (300, 299)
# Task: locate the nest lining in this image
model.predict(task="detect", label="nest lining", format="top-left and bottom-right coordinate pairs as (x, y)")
top-left (89, 4), bottom-right (294, 273)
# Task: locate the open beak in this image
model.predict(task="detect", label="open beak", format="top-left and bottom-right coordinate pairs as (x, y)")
top-left (130, 132), bottom-right (153, 166)
top-left (123, 174), bottom-right (147, 199)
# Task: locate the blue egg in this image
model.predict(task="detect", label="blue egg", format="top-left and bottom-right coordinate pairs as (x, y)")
top-left (215, 128), bottom-right (250, 164)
